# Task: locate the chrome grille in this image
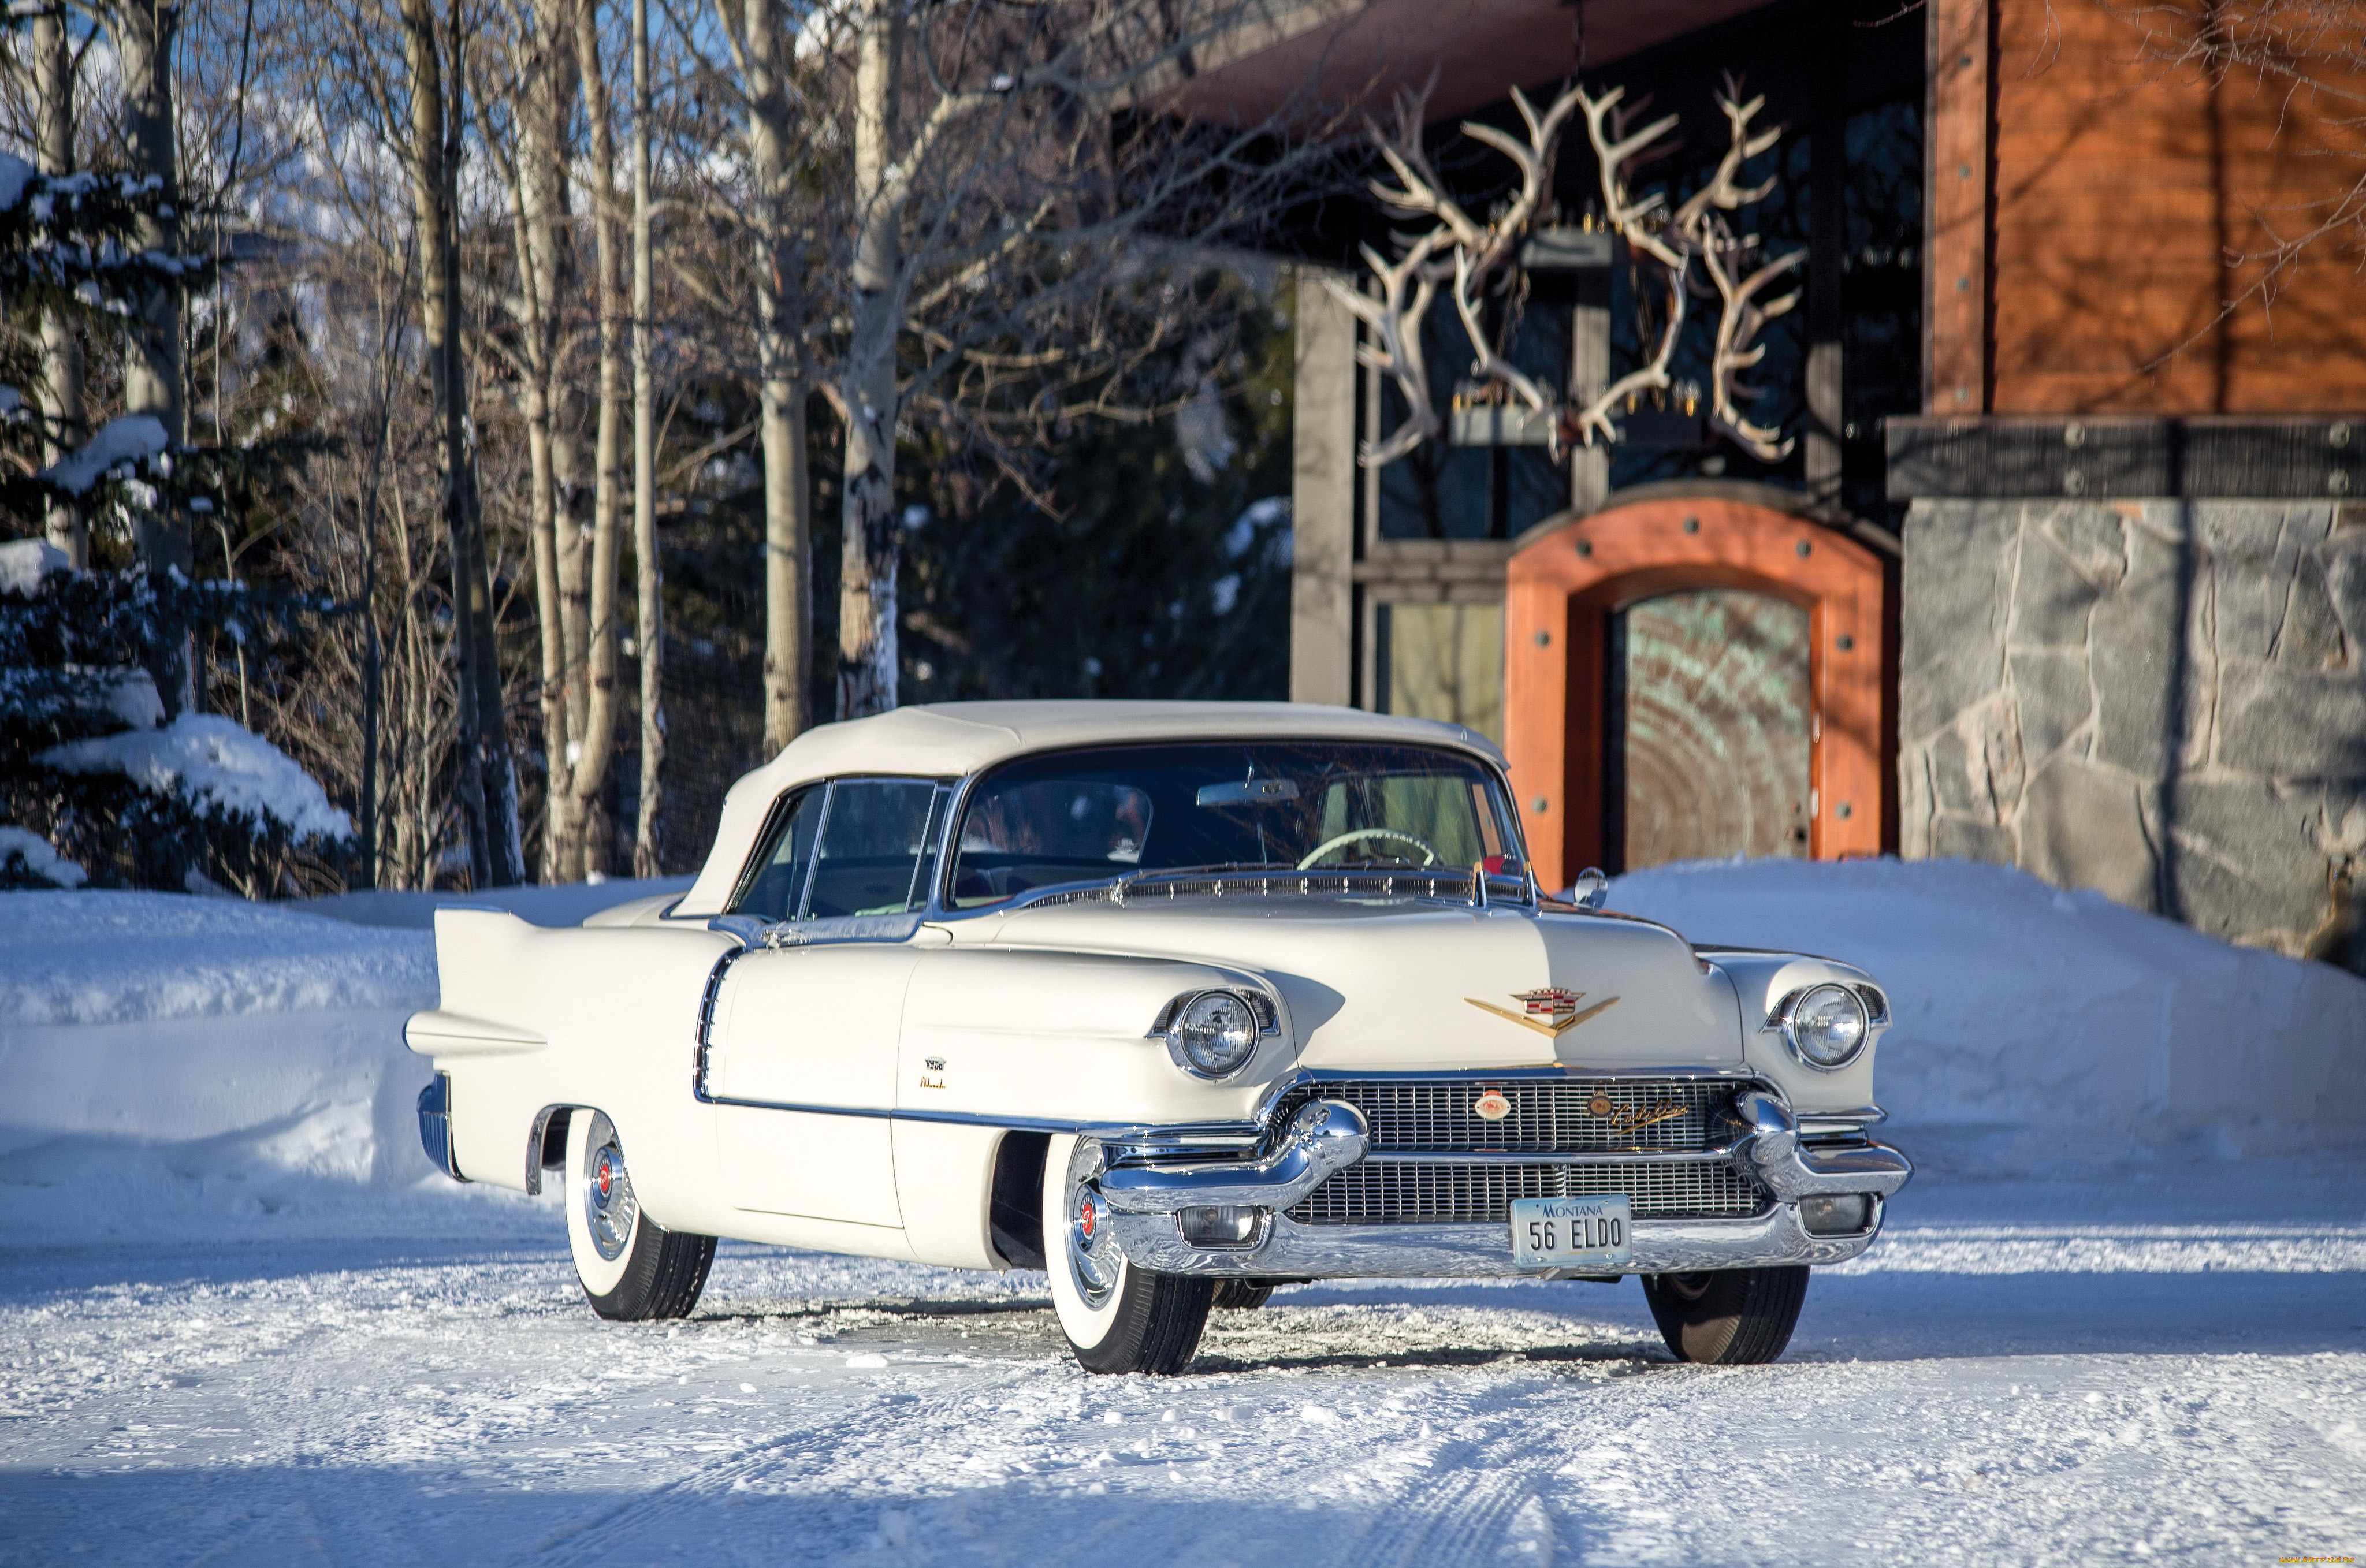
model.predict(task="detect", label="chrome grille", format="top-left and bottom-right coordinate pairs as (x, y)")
top-left (1288, 1157), bottom-right (1765, 1224)
top-left (1270, 1077), bottom-right (1738, 1154)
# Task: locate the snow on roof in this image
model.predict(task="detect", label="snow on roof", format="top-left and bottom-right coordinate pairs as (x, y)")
top-left (677, 700), bottom-right (1504, 915)
top-left (37, 713), bottom-right (354, 841)
top-left (0, 536), bottom-right (69, 595)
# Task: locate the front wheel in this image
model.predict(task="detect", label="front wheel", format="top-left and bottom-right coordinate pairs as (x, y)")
top-left (564, 1110), bottom-right (716, 1322)
top-left (1043, 1134), bottom-right (1213, 1375)
top-left (1640, 1266), bottom-right (1809, 1364)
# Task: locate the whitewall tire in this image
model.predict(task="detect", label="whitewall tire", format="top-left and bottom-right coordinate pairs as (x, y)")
top-left (1042, 1133), bottom-right (1213, 1375)
top-left (563, 1109), bottom-right (716, 1321)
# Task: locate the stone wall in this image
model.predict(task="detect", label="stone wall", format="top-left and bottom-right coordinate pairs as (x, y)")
top-left (1899, 497), bottom-right (2366, 972)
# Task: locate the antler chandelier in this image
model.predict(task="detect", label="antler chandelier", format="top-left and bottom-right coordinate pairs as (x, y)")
top-left (1327, 77), bottom-right (1806, 468)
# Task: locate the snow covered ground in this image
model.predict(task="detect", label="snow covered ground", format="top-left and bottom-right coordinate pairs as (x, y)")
top-left (2, 865), bottom-right (2362, 1565)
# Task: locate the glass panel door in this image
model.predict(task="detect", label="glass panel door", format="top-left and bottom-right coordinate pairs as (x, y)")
top-left (1606, 590), bottom-right (1811, 871)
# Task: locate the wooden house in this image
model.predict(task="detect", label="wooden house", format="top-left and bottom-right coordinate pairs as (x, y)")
top-left (1184, 0), bottom-right (2366, 966)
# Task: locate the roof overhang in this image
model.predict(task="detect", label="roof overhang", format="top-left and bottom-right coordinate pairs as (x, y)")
top-left (1169, 0), bottom-right (1783, 126)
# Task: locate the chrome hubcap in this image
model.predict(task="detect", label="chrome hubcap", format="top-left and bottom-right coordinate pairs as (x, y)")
top-left (1065, 1142), bottom-right (1121, 1310)
top-left (582, 1112), bottom-right (638, 1262)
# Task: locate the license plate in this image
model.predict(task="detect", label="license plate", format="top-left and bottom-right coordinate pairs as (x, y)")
top-left (1509, 1194), bottom-right (1633, 1270)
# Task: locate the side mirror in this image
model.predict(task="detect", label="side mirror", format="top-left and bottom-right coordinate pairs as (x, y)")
top-left (1569, 867), bottom-right (1610, 911)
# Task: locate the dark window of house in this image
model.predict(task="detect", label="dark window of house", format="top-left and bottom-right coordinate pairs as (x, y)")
top-left (1374, 276), bottom-right (1575, 542)
top-left (1840, 95), bottom-right (1924, 523)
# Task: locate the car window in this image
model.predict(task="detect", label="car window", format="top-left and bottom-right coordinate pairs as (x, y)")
top-left (730, 786), bottom-right (825, 921)
top-left (806, 780), bottom-right (945, 918)
top-left (949, 742), bottom-right (1521, 907)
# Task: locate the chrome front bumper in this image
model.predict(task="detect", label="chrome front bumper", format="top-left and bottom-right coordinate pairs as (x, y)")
top-left (1096, 1094), bottom-right (1912, 1279)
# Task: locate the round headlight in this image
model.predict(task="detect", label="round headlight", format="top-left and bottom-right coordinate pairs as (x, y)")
top-left (1172, 991), bottom-right (1259, 1078)
top-left (1783, 984), bottom-right (1870, 1070)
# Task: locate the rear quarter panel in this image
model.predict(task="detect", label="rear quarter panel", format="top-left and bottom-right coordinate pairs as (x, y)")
top-left (410, 910), bottom-right (735, 1232)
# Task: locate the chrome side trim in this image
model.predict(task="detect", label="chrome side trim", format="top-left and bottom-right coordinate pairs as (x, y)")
top-left (682, 1085), bottom-right (1267, 1145)
top-left (689, 941), bottom-right (751, 1104)
top-left (1104, 1198), bottom-right (1888, 1278)
top-left (1731, 1092), bottom-right (1913, 1201)
top-left (1096, 1100), bottom-right (1370, 1214)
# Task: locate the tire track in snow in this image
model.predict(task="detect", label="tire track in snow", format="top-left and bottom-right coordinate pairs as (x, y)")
top-left (500, 1427), bottom-right (823, 1565)
top-left (1364, 1461), bottom-right (1549, 1566)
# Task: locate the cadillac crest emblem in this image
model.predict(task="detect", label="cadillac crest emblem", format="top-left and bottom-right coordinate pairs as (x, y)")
top-left (1464, 985), bottom-right (1620, 1038)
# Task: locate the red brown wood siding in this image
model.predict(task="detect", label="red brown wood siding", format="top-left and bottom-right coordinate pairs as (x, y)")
top-left (1940, 0), bottom-right (2366, 414)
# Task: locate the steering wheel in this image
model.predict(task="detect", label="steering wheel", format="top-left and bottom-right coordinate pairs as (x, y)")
top-left (1296, 827), bottom-right (1441, 870)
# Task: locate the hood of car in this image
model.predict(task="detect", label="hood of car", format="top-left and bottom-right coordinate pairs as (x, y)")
top-left (963, 898), bottom-right (1746, 1071)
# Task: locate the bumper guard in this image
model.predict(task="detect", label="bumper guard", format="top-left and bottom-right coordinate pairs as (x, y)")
top-left (1096, 1093), bottom-right (1911, 1278)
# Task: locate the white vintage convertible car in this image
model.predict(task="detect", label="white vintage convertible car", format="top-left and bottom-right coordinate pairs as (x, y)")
top-left (409, 701), bottom-right (1909, 1373)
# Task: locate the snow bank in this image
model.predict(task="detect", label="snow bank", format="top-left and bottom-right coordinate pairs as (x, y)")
top-left (38, 712), bottom-right (354, 840)
top-left (0, 880), bottom-right (685, 1239)
top-left (1609, 856), bottom-right (2366, 1170)
top-left (0, 890), bottom-right (432, 1028)
top-left (0, 535), bottom-right (68, 595)
top-left (0, 892), bottom-right (439, 1236)
top-left (0, 826), bottom-right (85, 888)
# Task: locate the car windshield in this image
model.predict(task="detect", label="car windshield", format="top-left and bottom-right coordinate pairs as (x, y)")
top-left (947, 742), bottom-right (1525, 908)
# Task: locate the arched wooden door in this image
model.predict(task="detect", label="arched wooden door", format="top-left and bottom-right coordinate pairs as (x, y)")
top-left (1505, 495), bottom-right (1894, 891)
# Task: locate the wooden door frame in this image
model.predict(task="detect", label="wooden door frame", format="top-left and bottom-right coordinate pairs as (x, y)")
top-left (1505, 494), bottom-right (1896, 889)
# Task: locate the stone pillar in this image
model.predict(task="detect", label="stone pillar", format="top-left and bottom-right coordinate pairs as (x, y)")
top-left (1898, 489), bottom-right (2366, 971)
top-left (1290, 268), bottom-right (1357, 706)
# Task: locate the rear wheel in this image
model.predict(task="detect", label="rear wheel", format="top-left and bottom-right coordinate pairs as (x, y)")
top-left (1042, 1134), bottom-right (1213, 1375)
top-left (1641, 1267), bottom-right (1809, 1364)
top-left (565, 1110), bottom-right (715, 1322)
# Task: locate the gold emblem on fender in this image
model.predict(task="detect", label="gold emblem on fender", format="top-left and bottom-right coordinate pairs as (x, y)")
top-left (1464, 986), bottom-right (1620, 1038)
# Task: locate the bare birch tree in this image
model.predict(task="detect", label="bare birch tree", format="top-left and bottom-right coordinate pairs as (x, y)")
top-left (630, 0), bottom-right (661, 873)
top-left (706, 0), bottom-right (814, 758)
top-left (809, 0), bottom-right (1352, 718)
top-left (475, 0), bottom-right (587, 880)
top-left (397, 0), bottom-right (526, 886)
top-left (568, 0), bottom-right (627, 876)
top-left (31, 6), bottom-right (85, 571)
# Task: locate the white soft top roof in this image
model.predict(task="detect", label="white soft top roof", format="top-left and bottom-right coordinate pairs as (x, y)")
top-left (676, 700), bottom-right (1502, 916)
